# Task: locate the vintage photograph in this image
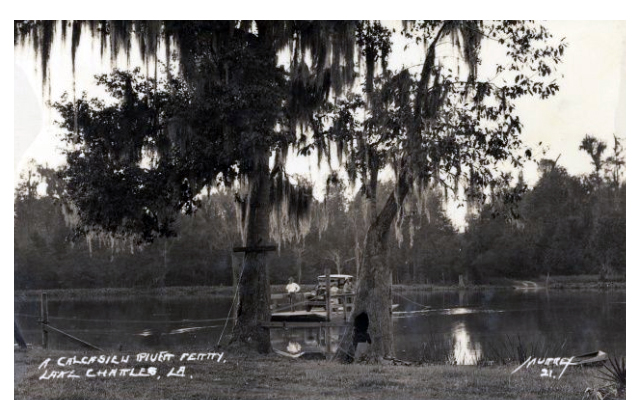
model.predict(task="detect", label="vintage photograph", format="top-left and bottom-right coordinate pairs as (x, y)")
top-left (13, 17), bottom-right (626, 401)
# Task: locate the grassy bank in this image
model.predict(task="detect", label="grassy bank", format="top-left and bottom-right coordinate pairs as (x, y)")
top-left (15, 348), bottom-right (618, 400)
top-left (14, 284), bottom-right (321, 302)
top-left (543, 274), bottom-right (626, 289)
top-left (393, 274), bottom-right (625, 292)
top-left (391, 283), bottom-right (513, 292)
top-left (14, 285), bottom-right (236, 302)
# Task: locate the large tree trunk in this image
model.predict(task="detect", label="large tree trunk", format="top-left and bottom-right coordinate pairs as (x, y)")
top-left (230, 148), bottom-right (272, 353)
top-left (350, 209), bottom-right (363, 279)
top-left (346, 173), bottom-right (410, 361)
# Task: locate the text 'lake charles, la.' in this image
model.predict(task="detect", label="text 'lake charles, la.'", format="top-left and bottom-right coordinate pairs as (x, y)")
top-left (36, 351), bottom-right (225, 380)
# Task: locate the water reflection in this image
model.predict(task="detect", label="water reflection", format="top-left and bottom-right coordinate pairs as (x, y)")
top-left (436, 308), bottom-right (505, 316)
top-left (14, 289), bottom-right (626, 362)
top-left (286, 341), bottom-right (302, 354)
top-left (270, 326), bottom-right (343, 356)
top-left (393, 288), bottom-right (626, 362)
top-left (451, 321), bottom-right (482, 365)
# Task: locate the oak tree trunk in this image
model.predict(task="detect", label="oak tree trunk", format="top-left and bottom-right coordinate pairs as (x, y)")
top-left (230, 148), bottom-right (272, 353)
top-left (346, 172), bottom-right (410, 361)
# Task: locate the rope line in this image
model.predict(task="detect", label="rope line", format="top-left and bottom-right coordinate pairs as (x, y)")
top-left (217, 265), bottom-right (243, 347)
top-left (14, 312), bottom-right (232, 324)
top-left (392, 291), bottom-right (431, 310)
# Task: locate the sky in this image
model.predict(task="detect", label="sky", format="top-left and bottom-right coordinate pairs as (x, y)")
top-left (14, 20), bottom-right (625, 227)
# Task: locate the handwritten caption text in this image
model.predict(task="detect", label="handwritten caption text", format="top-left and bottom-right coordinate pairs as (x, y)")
top-left (37, 351), bottom-right (225, 380)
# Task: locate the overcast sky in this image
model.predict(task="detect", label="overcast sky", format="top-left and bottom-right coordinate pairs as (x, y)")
top-left (13, 20), bottom-right (626, 227)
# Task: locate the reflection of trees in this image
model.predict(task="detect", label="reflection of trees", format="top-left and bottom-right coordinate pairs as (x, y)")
top-left (391, 290), bottom-right (626, 362)
top-left (459, 290), bottom-right (626, 360)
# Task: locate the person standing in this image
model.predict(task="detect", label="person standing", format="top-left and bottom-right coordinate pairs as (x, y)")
top-left (286, 277), bottom-right (300, 309)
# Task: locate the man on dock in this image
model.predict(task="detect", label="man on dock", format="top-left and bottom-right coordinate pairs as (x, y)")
top-left (286, 277), bottom-right (300, 309)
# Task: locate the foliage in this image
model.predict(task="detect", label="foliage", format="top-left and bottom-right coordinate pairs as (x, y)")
top-left (420, 334), bottom-right (457, 365)
top-left (15, 20), bottom-right (569, 355)
top-left (481, 335), bottom-right (567, 365)
top-left (465, 137), bottom-right (625, 282)
top-left (15, 128), bottom-right (625, 290)
top-left (585, 355), bottom-right (626, 400)
top-left (599, 355), bottom-right (626, 390)
top-left (311, 21), bottom-right (565, 216)
top-left (14, 20), bottom-right (568, 268)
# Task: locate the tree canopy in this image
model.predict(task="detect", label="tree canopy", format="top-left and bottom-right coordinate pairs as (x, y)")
top-left (16, 20), bottom-right (570, 356)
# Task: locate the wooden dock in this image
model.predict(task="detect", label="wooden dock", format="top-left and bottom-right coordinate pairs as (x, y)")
top-left (269, 306), bottom-right (353, 325)
top-left (262, 321), bottom-right (349, 328)
top-left (269, 271), bottom-right (356, 329)
top-left (270, 311), bottom-right (328, 322)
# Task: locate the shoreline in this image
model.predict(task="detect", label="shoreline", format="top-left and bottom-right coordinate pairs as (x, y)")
top-left (14, 277), bottom-right (626, 302)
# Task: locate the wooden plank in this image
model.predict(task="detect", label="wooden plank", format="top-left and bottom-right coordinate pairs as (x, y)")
top-left (343, 295), bottom-right (348, 322)
top-left (330, 293), bottom-right (355, 298)
top-left (41, 293), bottom-right (48, 349)
top-left (261, 321), bottom-right (348, 328)
top-left (325, 268), bottom-right (331, 322)
top-left (271, 310), bottom-right (326, 317)
top-left (325, 325), bottom-right (330, 354)
top-left (232, 246), bottom-right (277, 253)
top-left (43, 323), bottom-right (104, 352)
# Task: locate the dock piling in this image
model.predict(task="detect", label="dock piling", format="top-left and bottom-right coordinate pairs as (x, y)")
top-left (325, 268), bottom-right (331, 322)
top-left (40, 293), bottom-right (48, 349)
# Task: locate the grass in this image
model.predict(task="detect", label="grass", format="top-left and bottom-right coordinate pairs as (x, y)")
top-left (480, 335), bottom-right (569, 365)
top-left (420, 334), bottom-right (458, 365)
top-left (15, 347), bottom-right (617, 400)
top-left (419, 334), bottom-right (570, 368)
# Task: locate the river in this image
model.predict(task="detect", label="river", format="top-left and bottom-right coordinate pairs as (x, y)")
top-left (14, 288), bottom-right (625, 364)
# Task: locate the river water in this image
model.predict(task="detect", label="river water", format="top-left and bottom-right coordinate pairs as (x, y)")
top-left (14, 288), bottom-right (625, 364)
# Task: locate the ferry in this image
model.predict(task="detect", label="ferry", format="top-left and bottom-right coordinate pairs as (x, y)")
top-left (270, 274), bottom-right (355, 322)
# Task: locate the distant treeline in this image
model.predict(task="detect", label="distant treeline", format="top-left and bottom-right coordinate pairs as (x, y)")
top-left (15, 153), bottom-right (625, 290)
